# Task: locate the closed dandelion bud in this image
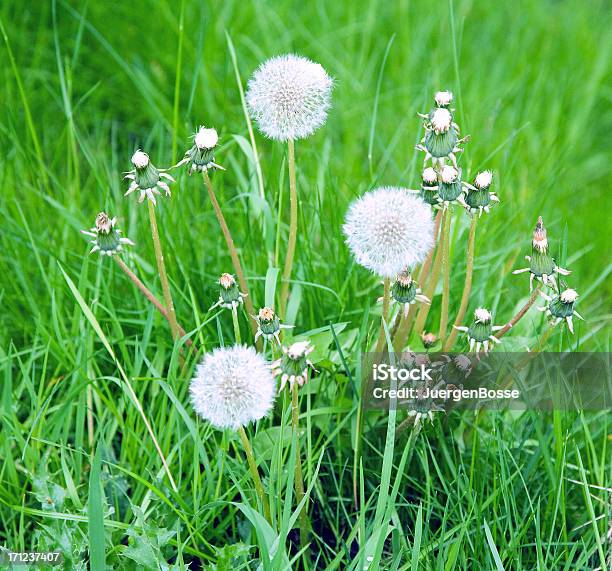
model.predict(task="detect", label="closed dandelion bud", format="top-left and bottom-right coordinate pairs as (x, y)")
top-left (421, 332), bottom-right (437, 348)
top-left (437, 166), bottom-right (463, 203)
top-left (124, 150), bottom-right (174, 206)
top-left (212, 273), bottom-right (247, 310)
top-left (538, 288), bottom-right (583, 334)
top-left (390, 270), bottom-right (430, 316)
top-left (253, 307), bottom-right (292, 344)
top-left (272, 341), bottom-right (316, 391)
top-left (420, 167), bottom-right (439, 206)
top-left (190, 345), bottom-right (276, 430)
top-left (182, 126), bottom-right (224, 174)
top-left (81, 212), bottom-right (134, 256)
top-left (512, 216), bottom-right (571, 291)
top-left (465, 171), bottom-right (499, 216)
top-left (453, 307), bottom-right (504, 353)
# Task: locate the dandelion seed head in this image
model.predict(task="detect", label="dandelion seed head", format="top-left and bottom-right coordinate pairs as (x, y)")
top-left (286, 340), bottom-right (313, 360)
top-left (474, 170), bottom-right (493, 189)
top-left (246, 54), bottom-right (333, 141)
top-left (431, 108), bottom-right (452, 133)
top-left (435, 91), bottom-right (453, 107)
top-left (195, 126), bottom-right (219, 150)
top-left (258, 307), bottom-right (276, 321)
top-left (219, 273), bottom-right (236, 289)
top-left (190, 345), bottom-right (275, 430)
top-left (474, 308), bottom-right (492, 323)
top-left (422, 167), bottom-right (438, 185)
top-left (95, 212), bottom-right (113, 234)
top-left (131, 150), bottom-right (150, 169)
top-left (560, 289), bottom-right (578, 303)
top-left (343, 187), bottom-right (434, 277)
top-left (441, 165), bottom-right (459, 184)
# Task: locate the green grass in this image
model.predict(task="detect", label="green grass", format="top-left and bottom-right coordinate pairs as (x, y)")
top-left (1, 0), bottom-right (611, 569)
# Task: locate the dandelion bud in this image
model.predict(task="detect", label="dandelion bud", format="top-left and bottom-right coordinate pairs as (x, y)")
top-left (465, 171), bottom-right (499, 216)
top-left (81, 212), bottom-right (134, 256)
top-left (539, 288), bottom-right (583, 334)
top-left (453, 307), bottom-right (504, 353)
top-left (420, 167), bottom-right (439, 205)
top-left (343, 187), bottom-right (434, 278)
top-left (513, 216), bottom-right (570, 291)
top-left (182, 126), bottom-right (224, 174)
top-left (212, 273), bottom-right (246, 310)
top-left (437, 166), bottom-right (463, 203)
top-left (190, 345), bottom-right (276, 430)
top-left (272, 341), bottom-right (315, 391)
top-left (434, 91), bottom-right (453, 108)
top-left (421, 332), bottom-right (437, 348)
top-left (124, 150), bottom-right (174, 206)
top-left (246, 54), bottom-right (333, 141)
top-left (253, 307), bottom-right (292, 344)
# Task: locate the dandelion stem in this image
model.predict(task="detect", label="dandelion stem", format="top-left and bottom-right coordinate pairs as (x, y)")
top-left (202, 172), bottom-right (259, 344)
top-left (146, 202), bottom-right (181, 341)
top-left (375, 278), bottom-right (391, 352)
top-left (279, 139), bottom-right (297, 319)
top-left (231, 306), bottom-right (242, 344)
top-left (413, 217), bottom-right (446, 336)
top-left (438, 210), bottom-right (452, 346)
top-left (237, 426), bottom-right (272, 524)
top-left (291, 383), bottom-right (309, 551)
top-left (495, 284), bottom-right (542, 339)
top-left (445, 216), bottom-right (477, 350)
top-left (114, 256), bottom-right (192, 347)
top-left (392, 211), bottom-right (442, 351)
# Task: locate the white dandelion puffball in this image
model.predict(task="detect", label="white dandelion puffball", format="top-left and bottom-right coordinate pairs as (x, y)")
top-left (560, 289), bottom-right (578, 303)
top-left (343, 187), bottom-right (434, 277)
top-left (246, 54), bottom-right (333, 141)
top-left (431, 108), bottom-right (452, 133)
top-left (195, 126), bottom-right (218, 150)
top-left (131, 150), bottom-right (150, 169)
top-left (190, 345), bottom-right (275, 430)
top-left (422, 167), bottom-right (438, 185)
top-left (435, 91), bottom-right (453, 107)
top-left (474, 170), bottom-right (493, 189)
top-left (441, 165), bottom-right (459, 184)
top-left (474, 308), bottom-right (492, 323)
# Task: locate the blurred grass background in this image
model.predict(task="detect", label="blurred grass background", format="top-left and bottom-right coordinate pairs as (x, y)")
top-left (0, 0), bottom-right (610, 569)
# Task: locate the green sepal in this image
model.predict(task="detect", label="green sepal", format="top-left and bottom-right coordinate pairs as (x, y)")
top-left (97, 230), bottom-right (122, 254)
top-left (466, 189), bottom-right (491, 209)
top-left (549, 297), bottom-right (574, 318)
top-left (259, 315), bottom-right (280, 335)
top-left (424, 129), bottom-right (458, 158)
top-left (420, 187), bottom-right (439, 205)
top-left (135, 163), bottom-right (160, 190)
top-left (438, 180), bottom-right (463, 202)
top-left (530, 250), bottom-right (555, 277)
top-left (391, 280), bottom-right (417, 304)
top-left (468, 321), bottom-right (493, 342)
top-left (220, 283), bottom-right (241, 305)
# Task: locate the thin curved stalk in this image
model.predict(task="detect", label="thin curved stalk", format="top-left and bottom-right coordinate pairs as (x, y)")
top-left (495, 284), bottom-right (542, 339)
top-left (291, 383), bottom-right (309, 551)
top-left (146, 201), bottom-right (181, 341)
top-left (114, 257), bottom-right (192, 347)
top-left (231, 306), bottom-right (242, 344)
top-left (445, 216), bottom-right (477, 350)
top-left (438, 211), bottom-right (452, 346)
top-left (279, 139), bottom-right (297, 319)
top-left (202, 171), bottom-right (259, 344)
top-left (375, 278), bottom-right (391, 353)
top-left (238, 426), bottom-right (272, 524)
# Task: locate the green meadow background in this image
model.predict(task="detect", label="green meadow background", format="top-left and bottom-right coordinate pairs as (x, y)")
top-left (0, 0), bottom-right (610, 569)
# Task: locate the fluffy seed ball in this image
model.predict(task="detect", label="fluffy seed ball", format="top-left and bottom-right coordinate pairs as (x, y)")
top-left (246, 54), bottom-right (333, 141)
top-left (190, 345), bottom-right (275, 430)
top-left (343, 187), bottom-right (435, 277)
